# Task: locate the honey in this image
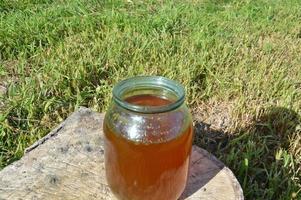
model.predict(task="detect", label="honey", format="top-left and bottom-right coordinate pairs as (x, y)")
top-left (104, 94), bottom-right (193, 200)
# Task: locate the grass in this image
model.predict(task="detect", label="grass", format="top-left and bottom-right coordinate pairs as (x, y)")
top-left (0, 0), bottom-right (300, 199)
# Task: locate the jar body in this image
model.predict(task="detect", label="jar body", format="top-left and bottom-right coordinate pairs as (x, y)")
top-left (104, 99), bottom-right (193, 200)
top-left (104, 76), bottom-right (193, 200)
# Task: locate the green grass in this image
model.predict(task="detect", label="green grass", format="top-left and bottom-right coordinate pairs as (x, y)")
top-left (0, 0), bottom-right (300, 199)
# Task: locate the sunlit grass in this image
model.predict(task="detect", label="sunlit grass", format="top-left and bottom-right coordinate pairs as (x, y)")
top-left (0, 0), bottom-right (300, 199)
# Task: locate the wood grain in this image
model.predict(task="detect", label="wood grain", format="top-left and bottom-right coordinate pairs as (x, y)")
top-left (0, 107), bottom-right (243, 200)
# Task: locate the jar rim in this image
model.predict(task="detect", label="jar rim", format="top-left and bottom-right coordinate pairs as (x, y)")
top-left (112, 76), bottom-right (185, 113)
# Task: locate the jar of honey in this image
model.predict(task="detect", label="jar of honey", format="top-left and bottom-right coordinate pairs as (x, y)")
top-left (103, 76), bottom-right (193, 200)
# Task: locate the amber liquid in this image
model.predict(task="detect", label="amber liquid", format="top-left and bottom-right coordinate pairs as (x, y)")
top-left (104, 95), bottom-right (193, 200)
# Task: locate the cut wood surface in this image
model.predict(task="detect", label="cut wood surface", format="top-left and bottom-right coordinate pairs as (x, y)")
top-left (0, 107), bottom-right (243, 200)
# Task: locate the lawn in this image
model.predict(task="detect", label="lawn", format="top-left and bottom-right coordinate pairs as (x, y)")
top-left (0, 0), bottom-right (300, 199)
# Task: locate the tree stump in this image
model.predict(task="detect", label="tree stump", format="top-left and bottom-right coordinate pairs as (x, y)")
top-left (0, 107), bottom-right (243, 200)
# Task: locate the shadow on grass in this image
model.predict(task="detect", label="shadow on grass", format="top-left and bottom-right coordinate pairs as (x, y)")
top-left (193, 106), bottom-right (300, 199)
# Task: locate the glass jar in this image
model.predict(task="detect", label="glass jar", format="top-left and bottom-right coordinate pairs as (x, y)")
top-left (103, 76), bottom-right (193, 200)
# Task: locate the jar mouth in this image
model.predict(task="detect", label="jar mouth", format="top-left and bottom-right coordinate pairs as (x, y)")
top-left (112, 76), bottom-right (185, 114)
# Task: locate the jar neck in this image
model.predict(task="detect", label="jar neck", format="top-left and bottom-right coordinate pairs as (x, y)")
top-left (112, 76), bottom-right (185, 114)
